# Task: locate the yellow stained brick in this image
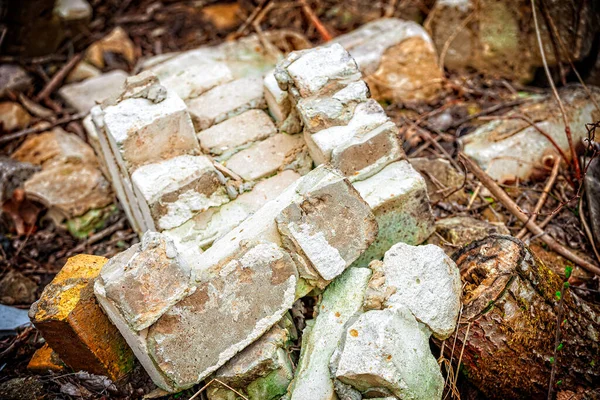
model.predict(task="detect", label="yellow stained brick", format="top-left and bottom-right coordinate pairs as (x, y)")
top-left (27, 343), bottom-right (65, 373)
top-left (30, 254), bottom-right (134, 381)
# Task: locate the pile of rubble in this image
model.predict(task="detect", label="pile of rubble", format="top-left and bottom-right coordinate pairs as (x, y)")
top-left (10, 12), bottom-right (598, 400)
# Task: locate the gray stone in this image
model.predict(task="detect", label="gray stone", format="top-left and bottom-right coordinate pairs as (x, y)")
top-left (0, 65), bottom-right (32, 97)
top-left (585, 156), bottom-right (600, 248)
top-left (462, 86), bottom-right (600, 182)
top-left (331, 307), bottom-right (444, 400)
top-left (288, 267), bottom-right (372, 400)
top-left (352, 160), bottom-right (434, 267)
top-left (0, 157), bottom-right (39, 202)
top-left (187, 77), bottom-right (266, 131)
top-left (131, 155), bottom-right (229, 230)
top-left (198, 109), bottom-right (277, 158)
top-left (95, 232), bottom-right (192, 331)
top-left (364, 242), bottom-right (461, 339)
top-left (225, 133), bottom-right (307, 182)
top-left (54, 0), bottom-right (91, 21)
top-left (59, 70), bottom-right (128, 113)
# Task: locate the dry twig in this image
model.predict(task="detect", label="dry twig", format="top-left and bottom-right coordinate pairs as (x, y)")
top-left (516, 156), bottom-right (560, 239)
top-left (35, 53), bottom-right (83, 102)
top-left (299, 0), bottom-right (332, 42)
top-left (459, 153), bottom-right (600, 276)
top-left (0, 112), bottom-right (87, 144)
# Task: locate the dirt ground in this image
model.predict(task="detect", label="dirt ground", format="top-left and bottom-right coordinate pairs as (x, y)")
top-left (1, 1), bottom-right (599, 399)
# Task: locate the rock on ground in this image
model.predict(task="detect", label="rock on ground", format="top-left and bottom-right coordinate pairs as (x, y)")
top-left (461, 85), bottom-right (600, 182)
top-left (59, 70), bottom-right (128, 113)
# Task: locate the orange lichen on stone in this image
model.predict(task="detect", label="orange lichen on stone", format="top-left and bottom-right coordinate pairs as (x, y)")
top-left (27, 343), bottom-right (66, 373)
top-left (29, 254), bottom-right (134, 381)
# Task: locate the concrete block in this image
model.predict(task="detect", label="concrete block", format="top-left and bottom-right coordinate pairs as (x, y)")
top-left (198, 109), bottom-right (277, 159)
top-left (352, 160), bottom-right (434, 267)
top-left (165, 170), bottom-right (300, 252)
top-left (225, 133), bottom-right (307, 182)
top-left (187, 77), bottom-right (266, 131)
top-left (131, 155), bottom-right (229, 230)
top-left (29, 255), bottom-right (134, 381)
top-left (288, 267), bottom-right (372, 400)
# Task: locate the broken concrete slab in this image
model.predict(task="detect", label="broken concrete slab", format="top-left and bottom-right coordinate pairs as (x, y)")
top-left (131, 155), bottom-right (229, 230)
top-left (364, 242), bottom-right (461, 339)
top-left (198, 109), bottom-right (277, 158)
top-left (225, 133), bottom-right (308, 182)
top-left (96, 232), bottom-right (192, 332)
top-left (142, 34), bottom-right (282, 102)
top-left (59, 70), bottom-right (128, 113)
top-left (352, 160), bottom-right (435, 267)
top-left (287, 267), bottom-right (372, 400)
top-left (330, 307), bottom-right (444, 399)
top-left (461, 86), bottom-right (600, 182)
top-left (0, 102), bottom-right (31, 131)
top-left (29, 255), bottom-right (134, 381)
top-left (208, 314), bottom-right (296, 400)
top-left (427, 216), bottom-right (510, 256)
top-left (187, 76), bottom-right (266, 131)
top-left (165, 170), bottom-right (301, 252)
top-left (276, 176), bottom-right (378, 286)
top-left (0, 157), bottom-right (39, 202)
top-left (145, 241), bottom-right (298, 390)
top-left (333, 18), bottom-right (443, 103)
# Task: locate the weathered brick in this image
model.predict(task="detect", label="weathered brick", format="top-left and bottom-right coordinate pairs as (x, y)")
top-left (29, 255), bottom-right (134, 381)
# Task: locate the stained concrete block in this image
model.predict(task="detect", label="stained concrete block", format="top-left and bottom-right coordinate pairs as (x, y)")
top-left (100, 77), bottom-right (199, 172)
top-left (187, 76), bottom-right (266, 131)
top-left (276, 176), bottom-right (378, 287)
top-left (225, 133), bottom-right (307, 182)
top-left (95, 232), bottom-right (193, 332)
top-left (59, 70), bottom-right (128, 113)
top-left (30, 255), bottom-right (134, 381)
top-left (145, 241), bottom-right (298, 390)
top-left (208, 315), bottom-right (296, 400)
top-left (305, 99), bottom-right (390, 166)
top-left (364, 242), bottom-right (461, 339)
top-left (352, 160), bottom-right (434, 267)
top-left (165, 170), bottom-right (301, 252)
top-left (331, 307), bottom-right (444, 399)
top-left (288, 267), bottom-right (372, 400)
top-left (198, 109), bottom-right (277, 159)
top-left (333, 18), bottom-right (443, 103)
top-left (131, 155), bottom-right (229, 230)
top-left (27, 343), bottom-right (66, 374)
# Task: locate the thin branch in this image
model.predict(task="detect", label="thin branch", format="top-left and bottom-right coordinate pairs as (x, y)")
top-left (460, 153), bottom-right (600, 276)
top-left (516, 156), bottom-right (560, 239)
top-left (0, 112), bottom-right (87, 144)
top-left (299, 0), bottom-right (332, 42)
top-left (35, 52), bottom-right (83, 102)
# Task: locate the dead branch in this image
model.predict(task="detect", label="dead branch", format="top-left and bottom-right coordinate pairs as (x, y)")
top-left (35, 52), bottom-right (83, 102)
top-left (459, 153), bottom-right (600, 276)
